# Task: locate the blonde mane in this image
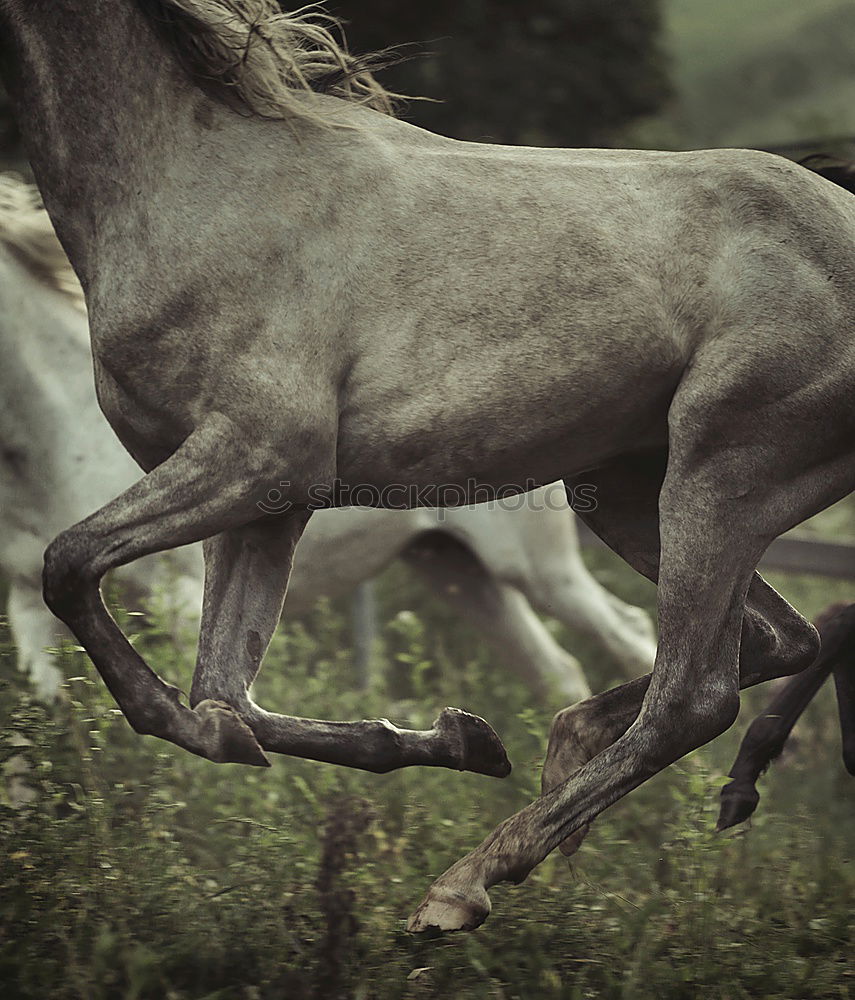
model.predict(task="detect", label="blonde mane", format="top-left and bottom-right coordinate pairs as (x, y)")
top-left (0, 175), bottom-right (85, 309)
top-left (138, 0), bottom-right (400, 124)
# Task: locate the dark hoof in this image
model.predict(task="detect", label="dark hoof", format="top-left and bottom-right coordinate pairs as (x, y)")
top-left (435, 707), bottom-right (511, 778)
top-left (717, 780), bottom-right (760, 830)
top-left (195, 699), bottom-right (270, 767)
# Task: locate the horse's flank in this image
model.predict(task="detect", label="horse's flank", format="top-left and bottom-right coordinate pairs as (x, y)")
top-left (0, 175), bottom-right (84, 309)
top-left (135, 0), bottom-right (399, 124)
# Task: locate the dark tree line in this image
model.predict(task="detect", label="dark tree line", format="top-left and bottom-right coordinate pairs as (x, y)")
top-left (332, 0), bottom-right (671, 146)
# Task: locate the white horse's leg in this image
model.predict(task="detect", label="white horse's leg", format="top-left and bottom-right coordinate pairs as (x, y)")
top-left (6, 580), bottom-right (64, 700)
top-left (404, 535), bottom-right (591, 703)
top-left (524, 543), bottom-right (657, 678)
top-left (502, 492), bottom-right (656, 677)
top-left (3, 581), bottom-right (64, 807)
top-left (188, 517), bottom-right (510, 775)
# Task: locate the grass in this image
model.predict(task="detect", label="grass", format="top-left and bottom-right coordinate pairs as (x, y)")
top-left (1, 538), bottom-right (854, 999)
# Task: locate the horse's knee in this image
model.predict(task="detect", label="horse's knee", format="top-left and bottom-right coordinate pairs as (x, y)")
top-left (42, 530), bottom-right (96, 618)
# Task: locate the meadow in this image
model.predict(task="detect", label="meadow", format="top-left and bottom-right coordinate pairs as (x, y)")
top-left (2, 536), bottom-right (853, 1000)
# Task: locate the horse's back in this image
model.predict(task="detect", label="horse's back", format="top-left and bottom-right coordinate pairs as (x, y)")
top-left (336, 136), bottom-right (855, 489)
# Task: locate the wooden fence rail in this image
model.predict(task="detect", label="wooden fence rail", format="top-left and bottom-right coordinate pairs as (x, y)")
top-left (577, 525), bottom-right (855, 581)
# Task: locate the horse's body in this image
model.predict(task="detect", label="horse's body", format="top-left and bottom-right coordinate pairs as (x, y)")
top-left (0, 178), bottom-right (655, 701)
top-left (2, 0), bottom-right (854, 932)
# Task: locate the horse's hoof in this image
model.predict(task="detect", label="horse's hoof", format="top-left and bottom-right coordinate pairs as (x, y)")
top-left (435, 707), bottom-right (511, 778)
top-left (194, 699), bottom-right (270, 767)
top-left (716, 780), bottom-right (759, 830)
top-left (407, 881), bottom-right (491, 934)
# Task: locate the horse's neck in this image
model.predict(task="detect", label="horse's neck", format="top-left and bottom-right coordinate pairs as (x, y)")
top-left (0, 1), bottom-right (194, 288)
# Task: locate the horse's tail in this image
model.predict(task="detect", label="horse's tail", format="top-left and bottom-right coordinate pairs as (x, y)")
top-left (799, 154), bottom-right (855, 195)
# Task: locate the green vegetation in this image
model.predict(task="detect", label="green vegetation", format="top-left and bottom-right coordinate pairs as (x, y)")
top-left (2, 541), bottom-right (854, 999)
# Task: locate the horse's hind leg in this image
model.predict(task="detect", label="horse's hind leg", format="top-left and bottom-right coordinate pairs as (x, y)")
top-left (410, 453), bottom-right (762, 931)
top-left (717, 644), bottom-right (834, 830)
top-left (831, 617), bottom-right (855, 774)
top-left (189, 519), bottom-right (510, 776)
top-left (409, 355), bottom-right (853, 931)
top-left (540, 452), bottom-right (820, 854)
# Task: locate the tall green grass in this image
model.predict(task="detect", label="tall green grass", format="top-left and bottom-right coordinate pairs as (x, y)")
top-left (1, 548), bottom-right (853, 999)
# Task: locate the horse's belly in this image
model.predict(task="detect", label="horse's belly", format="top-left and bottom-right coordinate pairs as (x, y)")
top-left (335, 357), bottom-right (676, 500)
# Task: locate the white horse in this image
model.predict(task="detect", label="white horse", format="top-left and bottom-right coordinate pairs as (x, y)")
top-left (2, 1), bottom-right (853, 932)
top-left (0, 175), bottom-right (655, 703)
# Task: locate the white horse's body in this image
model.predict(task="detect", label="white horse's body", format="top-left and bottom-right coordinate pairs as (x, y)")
top-left (0, 191), bottom-right (655, 701)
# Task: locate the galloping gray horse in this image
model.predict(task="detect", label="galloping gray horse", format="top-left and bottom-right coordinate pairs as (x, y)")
top-left (1, 1), bottom-right (853, 932)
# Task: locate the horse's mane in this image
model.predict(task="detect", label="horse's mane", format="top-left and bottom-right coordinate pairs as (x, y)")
top-left (0, 175), bottom-right (85, 309)
top-left (135, 0), bottom-right (400, 125)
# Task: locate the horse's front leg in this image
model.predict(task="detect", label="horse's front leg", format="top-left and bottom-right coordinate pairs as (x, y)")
top-left (189, 517), bottom-right (511, 775)
top-left (42, 413), bottom-right (508, 774)
top-left (41, 416), bottom-right (291, 764)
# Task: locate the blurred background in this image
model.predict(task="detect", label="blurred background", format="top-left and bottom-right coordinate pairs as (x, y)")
top-left (2, 2), bottom-right (855, 998)
top-left (3, 0), bottom-right (855, 166)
